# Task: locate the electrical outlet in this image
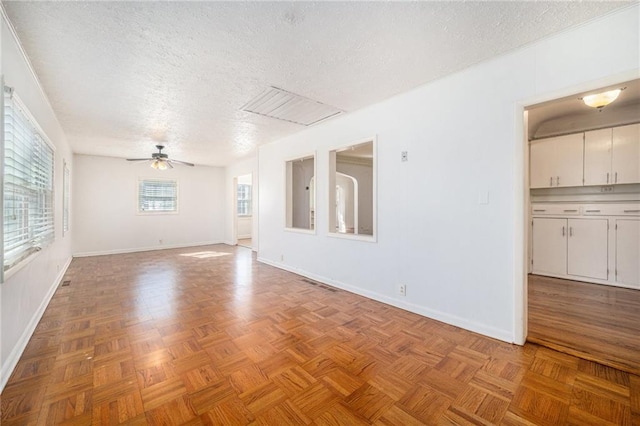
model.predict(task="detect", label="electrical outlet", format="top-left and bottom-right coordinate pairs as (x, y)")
top-left (401, 151), bottom-right (408, 162)
top-left (280, 254), bottom-right (284, 261)
top-left (600, 186), bottom-right (614, 193)
top-left (159, 239), bottom-right (163, 244)
top-left (398, 284), bottom-right (406, 296)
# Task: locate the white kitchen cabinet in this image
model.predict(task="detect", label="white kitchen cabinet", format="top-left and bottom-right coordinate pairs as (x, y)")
top-left (612, 123), bottom-right (640, 184)
top-left (584, 128), bottom-right (612, 185)
top-left (532, 218), bottom-right (567, 276)
top-left (615, 219), bottom-right (640, 288)
top-left (567, 219), bottom-right (608, 280)
top-left (531, 203), bottom-right (639, 289)
top-left (584, 124), bottom-right (640, 186)
top-left (530, 133), bottom-right (584, 188)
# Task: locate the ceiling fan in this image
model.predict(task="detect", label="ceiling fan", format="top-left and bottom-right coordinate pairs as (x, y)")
top-left (126, 145), bottom-right (194, 170)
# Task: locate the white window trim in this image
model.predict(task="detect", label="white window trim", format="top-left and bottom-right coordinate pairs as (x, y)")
top-left (328, 136), bottom-right (378, 243)
top-left (284, 152), bottom-right (317, 234)
top-left (63, 159), bottom-right (70, 236)
top-left (136, 177), bottom-right (179, 215)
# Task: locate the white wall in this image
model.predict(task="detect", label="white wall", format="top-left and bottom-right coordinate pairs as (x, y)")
top-left (258, 5), bottom-right (639, 343)
top-left (1, 15), bottom-right (74, 390)
top-left (225, 156), bottom-right (258, 249)
top-left (73, 155), bottom-right (225, 255)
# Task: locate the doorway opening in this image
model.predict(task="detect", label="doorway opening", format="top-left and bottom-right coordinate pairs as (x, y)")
top-left (523, 78), bottom-right (640, 374)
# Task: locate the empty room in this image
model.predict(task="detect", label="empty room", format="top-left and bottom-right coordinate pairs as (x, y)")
top-left (1, 2), bottom-right (638, 425)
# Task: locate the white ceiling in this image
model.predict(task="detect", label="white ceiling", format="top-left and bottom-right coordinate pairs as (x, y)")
top-left (2, 1), bottom-right (631, 167)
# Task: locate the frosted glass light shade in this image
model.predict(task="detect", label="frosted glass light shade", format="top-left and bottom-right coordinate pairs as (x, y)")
top-left (582, 89), bottom-right (621, 109)
top-left (151, 160), bottom-right (168, 170)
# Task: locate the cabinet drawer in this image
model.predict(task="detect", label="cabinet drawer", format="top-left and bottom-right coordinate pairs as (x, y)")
top-left (531, 204), bottom-right (581, 216)
top-left (583, 204), bottom-right (640, 216)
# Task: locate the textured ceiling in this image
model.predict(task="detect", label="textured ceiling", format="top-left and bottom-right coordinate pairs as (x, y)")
top-left (2, 1), bottom-right (631, 166)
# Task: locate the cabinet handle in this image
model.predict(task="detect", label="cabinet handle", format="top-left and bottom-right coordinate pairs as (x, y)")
top-left (563, 209), bottom-right (578, 212)
top-left (623, 209), bottom-right (640, 213)
top-left (562, 226), bottom-right (565, 236)
top-left (550, 177), bottom-right (553, 186)
top-left (585, 209), bottom-right (601, 213)
top-left (615, 172), bottom-right (618, 183)
top-left (606, 172), bottom-right (609, 183)
top-left (557, 176), bottom-right (560, 186)
top-left (569, 227), bottom-right (573, 237)
top-left (533, 209), bottom-right (546, 212)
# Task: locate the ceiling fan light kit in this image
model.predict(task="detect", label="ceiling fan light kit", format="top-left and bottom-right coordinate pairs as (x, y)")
top-left (127, 145), bottom-right (194, 169)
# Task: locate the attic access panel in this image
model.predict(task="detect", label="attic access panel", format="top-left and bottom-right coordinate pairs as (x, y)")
top-left (242, 87), bottom-right (343, 126)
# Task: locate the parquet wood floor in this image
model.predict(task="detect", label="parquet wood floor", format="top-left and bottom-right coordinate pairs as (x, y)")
top-left (528, 274), bottom-right (640, 376)
top-left (2, 245), bottom-right (638, 425)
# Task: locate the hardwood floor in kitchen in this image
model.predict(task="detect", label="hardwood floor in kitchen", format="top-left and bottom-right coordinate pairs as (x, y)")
top-left (1, 246), bottom-right (638, 425)
top-left (528, 274), bottom-right (640, 376)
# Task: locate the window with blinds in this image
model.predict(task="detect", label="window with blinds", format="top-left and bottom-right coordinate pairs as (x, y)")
top-left (237, 184), bottom-right (252, 216)
top-left (3, 91), bottom-right (55, 274)
top-left (138, 179), bottom-right (178, 213)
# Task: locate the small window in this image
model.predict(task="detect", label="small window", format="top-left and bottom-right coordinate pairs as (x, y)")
top-left (237, 184), bottom-right (252, 216)
top-left (138, 179), bottom-right (178, 213)
top-left (286, 154), bottom-right (315, 231)
top-left (3, 90), bottom-right (55, 275)
top-left (329, 139), bottom-right (375, 239)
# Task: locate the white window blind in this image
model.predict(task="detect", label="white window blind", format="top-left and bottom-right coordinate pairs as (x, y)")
top-left (237, 184), bottom-right (252, 216)
top-left (3, 91), bottom-right (55, 273)
top-left (138, 179), bottom-right (177, 213)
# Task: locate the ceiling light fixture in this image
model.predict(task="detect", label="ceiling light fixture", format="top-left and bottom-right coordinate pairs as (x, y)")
top-left (150, 159), bottom-right (168, 170)
top-left (581, 88), bottom-right (624, 110)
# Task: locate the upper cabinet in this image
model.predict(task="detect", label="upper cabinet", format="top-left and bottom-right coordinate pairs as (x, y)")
top-left (612, 123), bottom-right (640, 185)
top-left (584, 123), bottom-right (640, 186)
top-left (531, 123), bottom-right (640, 189)
top-left (530, 133), bottom-right (584, 188)
top-left (584, 128), bottom-right (612, 185)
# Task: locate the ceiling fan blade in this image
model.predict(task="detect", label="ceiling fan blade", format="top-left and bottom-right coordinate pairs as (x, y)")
top-left (165, 161), bottom-right (174, 169)
top-left (169, 159), bottom-right (195, 167)
top-left (126, 158), bottom-right (152, 162)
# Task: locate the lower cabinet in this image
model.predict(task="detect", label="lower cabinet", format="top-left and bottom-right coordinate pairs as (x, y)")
top-left (615, 219), bottom-right (640, 288)
top-left (532, 217), bottom-right (608, 281)
top-left (531, 218), bottom-right (567, 276)
top-left (567, 219), bottom-right (608, 280)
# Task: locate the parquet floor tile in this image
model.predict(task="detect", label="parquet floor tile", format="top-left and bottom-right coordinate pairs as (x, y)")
top-left (1, 244), bottom-right (638, 424)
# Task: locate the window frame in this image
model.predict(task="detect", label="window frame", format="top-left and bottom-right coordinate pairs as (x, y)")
top-left (328, 137), bottom-right (377, 243)
top-left (137, 177), bottom-right (179, 215)
top-left (284, 152), bottom-right (317, 235)
top-left (63, 160), bottom-right (70, 235)
top-left (2, 89), bottom-right (57, 281)
top-left (237, 183), bottom-right (252, 217)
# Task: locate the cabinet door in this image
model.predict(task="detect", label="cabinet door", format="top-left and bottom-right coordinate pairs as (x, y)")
top-left (584, 128), bottom-right (612, 186)
top-left (567, 219), bottom-right (608, 280)
top-left (530, 139), bottom-right (556, 189)
top-left (532, 218), bottom-right (567, 276)
top-left (612, 123), bottom-right (640, 184)
top-left (554, 133), bottom-right (584, 187)
top-left (615, 219), bottom-right (640, 288)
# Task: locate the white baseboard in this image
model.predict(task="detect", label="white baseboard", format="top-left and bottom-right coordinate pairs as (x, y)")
top-left (73, 240), bottom-right (225, 257)
top-left (237, 234), bottom-right (252, 240)
top-left (0, 256), bottom-right (73, 392)
top-left (257, 257), bottom-right (514, 344)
